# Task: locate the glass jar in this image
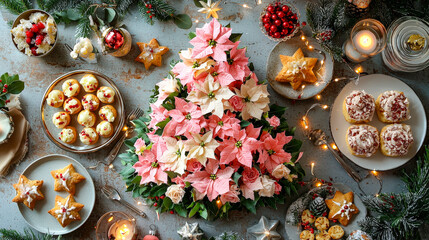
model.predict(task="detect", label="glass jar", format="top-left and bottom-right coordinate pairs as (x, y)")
top-left (382, 16), bottom-right (429, 72)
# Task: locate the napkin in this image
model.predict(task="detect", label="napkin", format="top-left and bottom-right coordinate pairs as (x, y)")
top-left (0, 108), bottom-right (29, 176)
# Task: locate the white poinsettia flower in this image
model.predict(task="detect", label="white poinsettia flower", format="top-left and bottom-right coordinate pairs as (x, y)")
top-left (159, 137), bottom-right (189, 174)
top-left (155, 76), bottom-right (179, 106)
top-left (179, 48), bottom-right (216, 78)
top-left (185, 131), bottom-right (220, 166)
top-left (187, 74), bottom-right (234, 117)
top-left (235, 78), bottom-right (270, 120)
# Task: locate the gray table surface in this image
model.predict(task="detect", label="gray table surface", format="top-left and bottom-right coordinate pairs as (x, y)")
top-left (0, 1), bottom-right (428, 239)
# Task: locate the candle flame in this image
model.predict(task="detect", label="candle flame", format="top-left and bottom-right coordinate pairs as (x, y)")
top-left (359, 35), bottom-right (373, 48)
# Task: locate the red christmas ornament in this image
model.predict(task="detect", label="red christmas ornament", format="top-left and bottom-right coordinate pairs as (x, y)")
top-left (142, 225), bottom-right (159, 240)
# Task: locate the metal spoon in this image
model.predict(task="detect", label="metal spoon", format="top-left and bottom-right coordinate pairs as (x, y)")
top-left (101, 185), bottom-right (146, 217)
top-left (308, 129), bottom-right (362, 183)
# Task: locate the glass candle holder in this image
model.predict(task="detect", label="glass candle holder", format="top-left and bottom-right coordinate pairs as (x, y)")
top-left (382, 16), bottom-right (429, 72)
top-left (102, 27), bottom-right (132, 57)
top-left (343, 19), bottom-right (387, 63)
top-left (96, 211), bottom-right (137, 240)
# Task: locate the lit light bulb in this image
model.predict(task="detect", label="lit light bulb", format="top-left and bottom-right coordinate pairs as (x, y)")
top-left (372, 170), bottom-right (378, 176)
top-left (322, 144), bottom-right (328, 150)
top-left (322, 105), bottom-right (328, 109)
top-left (315, 182), bottom-right (322, 187)
top-left (331, 143), bottom-right (337, 150)
top-left (316, 95), bottom-right (321, 100)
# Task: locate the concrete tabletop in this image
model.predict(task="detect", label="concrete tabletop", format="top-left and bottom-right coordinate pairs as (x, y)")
top-left (0, 1), bottom-right (428, 239)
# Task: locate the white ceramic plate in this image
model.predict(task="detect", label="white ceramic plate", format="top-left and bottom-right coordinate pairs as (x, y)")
top-left (330, 74), bottom-right (427, 171)
top-left (18, 154), bottom-right (95, 235)
top-left (266, 36), bottom-right (334, 100)
top-left (285, 183), bottom-right (366, 239)
top-left (40, 70), bottom-right (125, 153)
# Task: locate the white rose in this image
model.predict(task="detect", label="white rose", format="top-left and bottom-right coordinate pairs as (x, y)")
top-left (166, 184), bottom-right (186, 204)
top-left (272, 164), bottom-right (291, 179)
top-left (258, 175), bottom-right (276, 197)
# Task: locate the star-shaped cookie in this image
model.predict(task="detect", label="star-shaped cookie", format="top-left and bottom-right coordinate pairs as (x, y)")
top-left (12, 175), bottom-right (44, 210)
top-left (51, 164), bottom-right (85, 195)
top-left (275, 48), bottom-right (318, 90)
top-left (48, 194), bottom-right (84, 228)
top-left (325, 191), bottom-right (359, 226)
top-left (135, 39), bottom-right (169, 70)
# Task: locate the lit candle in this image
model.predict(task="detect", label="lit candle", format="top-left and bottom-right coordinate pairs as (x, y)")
top-left (353, 30), bottom-right (377, 54)
top-left (108, 219), bottom-right (135, 240)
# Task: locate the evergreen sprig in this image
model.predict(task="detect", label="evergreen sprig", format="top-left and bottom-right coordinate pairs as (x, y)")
top-left (0, 0), bottom-right (29, 14)
top-left (360, 147), bottom-right (429, 240)
top-left (0, 228), bottom-right (62, 240)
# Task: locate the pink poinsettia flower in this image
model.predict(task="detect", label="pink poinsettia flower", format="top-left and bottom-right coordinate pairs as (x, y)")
top-left (184, 159), bottom-right (234, 201)
top-left (147, 131), bottom-right (167, 158)
top-left (133, 148), bottom-right (168, 185)
top-left (258, 131), bottom-right (293, 173)
top-left (163, 97), bottom-right (204, 138)
top-left (207, 110), bottom-right (240, 139)
top-left (219, 124), bottom-right (261, 168)
top-left (220, 183), bottom-right (240, 204)
top-left (212, 63), bottom-right (236, 87)
top-left (190, 18), bottom-right (235, 62)
top-left (240, 167), bottom-right (263, 200)
top-left (218, 43), bottom-right (249, 81)
top-left (148, 104), bottom-right (168, 129)
top-left (134, 138), bottom-right (147, 155)
top-left (172, 48), bottom-right (215, 86)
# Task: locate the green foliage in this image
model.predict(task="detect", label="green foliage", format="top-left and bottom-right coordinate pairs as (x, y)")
top-left (360, 147), bottom-right (429, 240)
top-left (0, 73), bottom-right (24, 108)
top-left (0, 228), bottom-right (62, 240)
top-left (138, 0), bottom-right (192, 29)
top-left (0, 0), bottom-right (29, 14)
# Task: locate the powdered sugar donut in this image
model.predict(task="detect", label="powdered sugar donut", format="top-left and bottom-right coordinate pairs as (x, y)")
top-left (346, 124), bottom-right (380, 157)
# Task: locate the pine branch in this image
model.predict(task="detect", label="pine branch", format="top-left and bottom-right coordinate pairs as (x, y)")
top-left (0, 228), bottom-right (61, 240)
top-left (75, 17), bottom-right (92, 38)
top-left (116, 0), bottom-right (137, 13)
top-left (21, 0), bottom-right (31, 9)
top-left (36, 0), bottom-right (44, 9)
top-left (44, 0), bottom-right (86, 12)
top-left (0, 0), bottom-right (29, 14)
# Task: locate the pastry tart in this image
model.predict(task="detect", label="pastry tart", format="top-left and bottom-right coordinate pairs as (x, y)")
top-left (59, 126), bottom-right (77, 144)
top-left (346, 124), bottom-right (379, 157)
top-left (52, 112), bottom-right (71, 128)
top-left (380, 124), bottom-right (414, 157)
top-left (96, 121), bottom-right (114, 138)
top-left (97, 86), bottom-right (115, 104)
top-left (328, 225), bottom-right (344, 240)
top-left (80, 74), bottom-right (99, 92)
top-left (81, 94), bottom-right (100, 111)
top-left (62, 79), bottom-right (80, 98)
top-left (347, 230), bottom-right (373, 240)
top-left (315, 231), bottom-right (330, 240)
top-left (79, 127), bottom-right (99, 145)
top-left (46, 90), bottom-right (65, 108)
top-left (63, 97), bottom-right (82, 115)
top-left (376, 91), bottom-right (410, 123)
top-left (300, 230), bottom-right (315, 240)
top-left (48, 194), bottom-right (84, 227)
top-left (77, 109), bottom-right (96, 128)
top-left (99, 105), bottom-right (117, 123)
top-left (12, 175), bottom-right (44, 210)
top-left (343, 90), bottom-right (375, 123)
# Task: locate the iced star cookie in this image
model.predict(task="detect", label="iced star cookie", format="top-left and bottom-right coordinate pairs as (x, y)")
top-left (97, 86), bottom-right (115, 104)
top-left (63, 97), bottom-right (82, 115)
top-left (12, 175), bottom-right (44, 210)
top-left (48, 194), bottom-right (84, 228)
top-left (52, 112), bottom-right (71, 128)
top-left (79, 127), bottom-right (99, 145)
top-left (328, 225), bottom-right (345, 240)
top-left (96, 121), bottom-right (114, 138)
top-left (80, 74), bottom-right (99, 92)
top-left (62, 79), bottom-right (80, 98)
top-left (77, 109), bottom-right (96, 128)
top-left (315, 217), bottom-right (329, 231)
top-left (81, 94), bottom-right (100, 111)
top-left (51, 164), bottom-right (85, 195)
top-left (46, 90), bottom-right (64, 108)
top-left (135, 38), bottom-right (169, 70)
top-left (325, 191), bottom-right (359, 226)
top-left (99, 105), bottom-right (117, 123)
top-left (59, 126), bottom-right (77, 144)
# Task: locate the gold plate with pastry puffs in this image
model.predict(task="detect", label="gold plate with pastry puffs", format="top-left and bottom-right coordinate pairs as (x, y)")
top-left (51, 164), bottom-right (85, 195)
top-left (48, 194), bottom-right (84, 228)
top-left (41, 70), bottom-right (125, 153)
top-left (12, 175), bottom-right (44, 210)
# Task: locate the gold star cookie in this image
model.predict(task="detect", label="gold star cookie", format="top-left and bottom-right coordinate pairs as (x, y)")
top-left (48, 194), bottom-right (84, 228)
top-left (275, 48), bottom-right (318, 90)
top-left (51, 164), bottom-right (85, 195)
top-left (135, 39), bottom-right (169, 70)
top-left (325, 191), bottom-right (359, 226)
top-left (12, 175), bottom-right (44, 210)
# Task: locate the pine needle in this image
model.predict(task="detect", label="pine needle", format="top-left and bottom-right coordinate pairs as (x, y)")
top-left (116, 0), bottom-right (137, 13)
top-left (75, 17), bottom-right (92, 38)
top-left (0, 0), bottom-right (29, 14)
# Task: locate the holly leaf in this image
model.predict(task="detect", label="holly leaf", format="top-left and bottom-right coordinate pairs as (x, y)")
top-left (188, 32), bottom-right (196, 40)
top-left (284, 139), bottom-right (302, 153)
top-left (241, 199), bottom-right (257, 214)
top-left (7, 81), bottom-right (24, 94)
top-left (174, 205), bottom-right (188, 217)
top-left (229, 33), bottom-right (242, 42)
top-left (269, 104), bottom-right (287, 118)
top-left (162, 197), bottom-right (173, 210)
top-left (173, 14), bottom-right (192, 29)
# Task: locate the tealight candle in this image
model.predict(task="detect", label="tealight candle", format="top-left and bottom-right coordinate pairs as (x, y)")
top-left (107, 219), bottom-right (135, 240)
top-left (353, 30), bottom-right (377, 54)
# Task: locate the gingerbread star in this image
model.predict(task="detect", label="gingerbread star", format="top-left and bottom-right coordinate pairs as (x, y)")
top-left (275, 48), bottom-right (318, 90)
top-left (135, 39), bottom-right (169, 70)
top-left (48, 194), bottom-right (84, 228)
top-left (12, 175), bottom-right (44, 210)
top-left (325, 191), bottom-right (360, 226)
top-left (51, 164), bottom-right (85, 195)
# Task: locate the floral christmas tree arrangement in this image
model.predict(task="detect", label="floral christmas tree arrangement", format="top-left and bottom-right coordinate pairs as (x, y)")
top-left (120, 19), bottom-right (304, 220)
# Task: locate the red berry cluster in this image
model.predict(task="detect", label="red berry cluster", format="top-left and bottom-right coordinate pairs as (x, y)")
top-left (104, 29), bottom-right (124, 50)
top-left (261, 2), bottom-right (301, 39)
top-left (25, 22), bottom-right (46, 56)
top-left (317, 30), bottom-right (333, 42)
top-left (145, 3), bottom-right (154, 19)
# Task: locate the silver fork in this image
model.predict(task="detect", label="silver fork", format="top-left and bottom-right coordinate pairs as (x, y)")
top-left (101, 185), bottom-right (146, 217)
top-left (105, 108), bottom-right (143, 165)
